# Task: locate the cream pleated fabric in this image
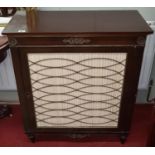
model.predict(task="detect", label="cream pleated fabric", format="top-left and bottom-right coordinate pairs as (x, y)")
top-left (28, 52), bottom-right (127, 128)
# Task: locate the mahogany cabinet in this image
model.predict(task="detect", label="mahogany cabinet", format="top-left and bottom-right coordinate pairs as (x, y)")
top-left (2, 10), bottom-right (152, 143)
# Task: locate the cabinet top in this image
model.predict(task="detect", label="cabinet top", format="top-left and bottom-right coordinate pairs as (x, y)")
top-left (2, 10), bottom-right (153, 36)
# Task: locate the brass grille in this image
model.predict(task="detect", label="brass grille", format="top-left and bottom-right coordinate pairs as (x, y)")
top-left (28, 53), bottom-right (127, 128)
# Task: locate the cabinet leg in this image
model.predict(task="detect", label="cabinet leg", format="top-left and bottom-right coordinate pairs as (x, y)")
top-left (27, 133), bottom-right (36, 143)
top-left (120, 133), bottom-right (128, 144)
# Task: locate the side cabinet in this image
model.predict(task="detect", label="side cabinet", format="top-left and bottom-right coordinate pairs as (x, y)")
top-left (11, 45), bottom-right (143, 143)
top-left (3, 10), bottom-right (152, 143)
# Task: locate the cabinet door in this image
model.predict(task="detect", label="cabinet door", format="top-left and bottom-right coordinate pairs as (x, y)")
top-left (18, 46), bottom-right (143, 133)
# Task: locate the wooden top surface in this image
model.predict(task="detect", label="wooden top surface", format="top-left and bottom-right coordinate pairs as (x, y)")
top-left (0, 36), bottom-right (8, 46)
top-left (2, 10), bottom-right (153, 36)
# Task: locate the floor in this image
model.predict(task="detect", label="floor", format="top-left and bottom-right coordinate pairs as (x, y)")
top-left (0, 104), bottom-right (153, 147)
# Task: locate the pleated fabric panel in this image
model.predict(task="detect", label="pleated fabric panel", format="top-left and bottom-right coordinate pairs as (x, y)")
top-left (28, 53), bottom-right (127, 128)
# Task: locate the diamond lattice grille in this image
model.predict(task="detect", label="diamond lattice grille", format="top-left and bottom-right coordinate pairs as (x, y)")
top-left (28, 53), bottom-right (127, 128)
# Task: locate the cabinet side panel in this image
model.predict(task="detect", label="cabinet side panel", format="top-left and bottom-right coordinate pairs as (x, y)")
top-left (10, 48), bottom-right (35, 132)
top-left (118, 46), bottom-right (144, 132)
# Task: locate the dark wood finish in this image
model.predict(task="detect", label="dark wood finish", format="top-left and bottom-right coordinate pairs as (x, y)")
top-left (0, 36), bottom-right (8, 47)
top-left (2, 10), bottom-right (152, 143)
top-left (3, 10), bottom-right (152, 35)
top-left (0, 7), bottom-right (16, 17)
top-left (0, 36), bottom-right (8, 63)
top-left (7, 36), bottom-right (143, 46)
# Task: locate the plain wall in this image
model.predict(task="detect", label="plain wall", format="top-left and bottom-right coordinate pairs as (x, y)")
top-left (38, 7), bottom-right (155, 21)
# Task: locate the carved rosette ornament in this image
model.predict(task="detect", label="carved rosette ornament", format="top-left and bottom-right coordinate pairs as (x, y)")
top-left (9, 38), bottom-right (18, 47)
top-left (136, 36), bottom-right (146, 46)
top-left (63, 38), bottom-right (91, 45)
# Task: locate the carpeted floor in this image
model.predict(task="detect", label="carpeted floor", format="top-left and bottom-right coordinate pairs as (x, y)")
top-left (0, 104), bottom-right (153, 147)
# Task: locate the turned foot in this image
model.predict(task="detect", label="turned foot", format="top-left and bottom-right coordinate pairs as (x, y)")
top-left (120, 133), bottom-right (128, 144)
top-left (27, 133), bottom-right (36, 143)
